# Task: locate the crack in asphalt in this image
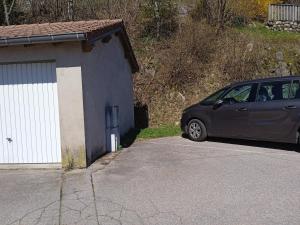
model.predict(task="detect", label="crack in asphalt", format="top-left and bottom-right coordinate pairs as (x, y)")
top-left (90, 172), bottom-right (100, 225)
top-left (59, 172), bottom-right (63, 225)
top-left (95, 197), bottom-right (145, 225)
top-left (94, 196), bottom-right (183, 225)
top-left (59, 173), bottom-right (99, 225)
top-left (5, 192), bottom-right (183, 225)
top-left (146, 199), bottom-right (183, 225)
top-left (6, 201), bottom-right (59, 225)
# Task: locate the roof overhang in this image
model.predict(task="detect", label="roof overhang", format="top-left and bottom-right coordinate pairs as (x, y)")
top-left (0, 33), bottom-right (86, 46)
top-left (0, 21), bottom-right (139, 73)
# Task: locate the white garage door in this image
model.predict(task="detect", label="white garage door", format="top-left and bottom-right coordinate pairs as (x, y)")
top-left (0, 62), bottom-right (61, 164)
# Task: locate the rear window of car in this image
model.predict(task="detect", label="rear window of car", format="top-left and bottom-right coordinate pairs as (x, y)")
top-left (290, 80), bottom-right (300, 99)
top-left (257, 80), bottom-right (291, 102)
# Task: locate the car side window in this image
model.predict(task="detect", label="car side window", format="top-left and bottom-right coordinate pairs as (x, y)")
top-left (290, 80), bottom-right (300, 99)
top-left (257, 81), bottom-right (291, 102)
top-left (201, 88), bottom-right (229, 105)
top-left (222, 84), bottom-right (253, 104)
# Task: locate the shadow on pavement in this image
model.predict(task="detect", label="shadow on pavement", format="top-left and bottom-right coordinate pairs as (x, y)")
top-left (121, 128), bottom-right (141, 148)
top-left (182, 134), bottom-right (299, 153)
top-left (207, 137), bottom-right (300, 153)
top-left (121, 102), bottom-right (149, 148)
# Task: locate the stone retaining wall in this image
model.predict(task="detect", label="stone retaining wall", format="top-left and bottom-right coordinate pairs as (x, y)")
top-left (266, 21), bottom-right (300, 32)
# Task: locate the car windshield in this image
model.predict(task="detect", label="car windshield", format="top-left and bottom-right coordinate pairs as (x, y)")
top-left (201, 87), bottom-right (229, 105)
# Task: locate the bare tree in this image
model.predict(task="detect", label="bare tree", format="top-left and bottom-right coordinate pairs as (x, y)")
top-left (200, 0), bottom-right (228, 33)
top-left (154, 1), bottom-right (160, 39)
top-left (2, 0), bottom-right (16, 25)
top-left (67, 0), bottom-right (74, 21)
top-left (216, 0), bottom-right (227, 33)
top-left (202, 0), bottom-right (213, 24)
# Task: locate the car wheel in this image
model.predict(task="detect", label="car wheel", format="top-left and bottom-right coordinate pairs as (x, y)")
top-left (187, 119), bottom-right (207, 142)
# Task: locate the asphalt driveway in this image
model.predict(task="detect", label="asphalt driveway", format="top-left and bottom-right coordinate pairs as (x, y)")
top-left (0, 170), bottom-right (61, 225)
top-left (1, 137), bottom-right (300, 225)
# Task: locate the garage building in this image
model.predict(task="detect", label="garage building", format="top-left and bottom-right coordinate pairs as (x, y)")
top-left (0, 20), bottom-right (138, 168)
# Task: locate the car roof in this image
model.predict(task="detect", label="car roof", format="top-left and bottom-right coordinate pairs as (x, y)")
top-left (231, 75), bottom-right (300, 87)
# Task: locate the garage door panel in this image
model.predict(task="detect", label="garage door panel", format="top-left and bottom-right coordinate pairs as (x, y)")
top-left (41, 64), bottom-right (51, 162)
top-left (0, 62), bottom-right (61, 164)
top-left (46, 63), bottom-right (61, 163)
top-left (0, 66), bottom-right (7, 163)
top-left (1, 65), bottom-right (14, 163)
top-left (9, 64), bottom-right (21, 163)
top-left (32, 63), bottom-right (43, 163)
top-left (51, 64), bottom-right (61, 163)
top-left (21, 63), bottom-right (35, 163)
top-left (17, 63), bottom-right (29, 163)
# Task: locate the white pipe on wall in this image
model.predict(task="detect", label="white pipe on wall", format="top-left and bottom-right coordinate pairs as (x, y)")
top-left (110, 106), bottom-right (120, 153)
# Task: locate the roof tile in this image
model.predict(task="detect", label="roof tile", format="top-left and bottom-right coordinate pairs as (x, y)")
top-left (0, 19), bottom-right (123, 39)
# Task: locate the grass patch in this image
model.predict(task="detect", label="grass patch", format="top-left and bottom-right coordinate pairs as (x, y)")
top-left (137, 125), bottom-right (181, 140)
top-left (120, 125), bottom-right (182, 148)
top-left (236, 22), bottom-right (300, 41)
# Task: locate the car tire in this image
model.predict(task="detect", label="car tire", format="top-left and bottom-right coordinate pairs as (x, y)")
top-left (187, 119), bottom-right (207, 142)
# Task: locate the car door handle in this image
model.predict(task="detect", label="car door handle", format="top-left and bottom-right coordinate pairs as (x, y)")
top-left (237, 107), bottom-right (248, 112)
top-left (284, 105), bottom-right (297, 110)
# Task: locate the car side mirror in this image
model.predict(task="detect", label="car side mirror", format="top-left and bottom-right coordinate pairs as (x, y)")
top-left (213, 99), bottom-right (223, 110)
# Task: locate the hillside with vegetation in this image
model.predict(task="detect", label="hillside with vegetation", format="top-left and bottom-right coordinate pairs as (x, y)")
top-left (1, 0), bottom-right (300, 127)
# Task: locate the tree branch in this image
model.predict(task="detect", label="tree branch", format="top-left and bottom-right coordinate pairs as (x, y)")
top-left (8, 0), bottom-right (16, 15)
top-left (3, 0), bottom-right (9, 25)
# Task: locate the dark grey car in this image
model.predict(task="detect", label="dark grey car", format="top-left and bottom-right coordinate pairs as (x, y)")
top-left (181, 76), bottom-right (300, 144)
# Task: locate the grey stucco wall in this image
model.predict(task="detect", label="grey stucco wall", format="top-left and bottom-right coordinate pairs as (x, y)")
top-left (81, 35), bottom-right (135, 165)
top-left (0, 43), bottom-right (87, 167)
